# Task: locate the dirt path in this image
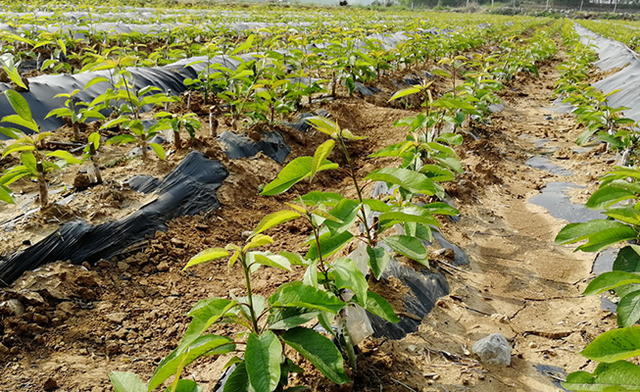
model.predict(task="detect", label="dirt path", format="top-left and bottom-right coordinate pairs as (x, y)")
top-left (0, 50), bottom-right (619, 392)
top-left (360, 60), bottom-right (616, 391)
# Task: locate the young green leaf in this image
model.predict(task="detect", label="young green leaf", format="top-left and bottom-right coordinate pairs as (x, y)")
top-left (184, 248), bottom-right (229, 270)
top-left (171, 379), bottom-right (201, 392)
top-left (261, 157), bottom-right (338, 196)
top-left (244, 234), bottom-right (274, 251)
top-left (180, 298), bottom-right (237, 349)
top-left (389, 86), bottom-right (421, 102)
top-left (0, 185), bottom-right (14, 204)
top-left (251, 210), bottom-right (301, 238)
top-left (148, 335), bottom-right (234, 390)
top-left (251, 252), bottom-right (292, 272)
top-left (4, 90), bottom-right (32, 122)
top-left (45, 151), bottom-right (81, 165)
top-left (281, 327), bottom-right (350, 385)
top-left (245, 331), bottom-right (282, 392)
top-left (149, 143), bottom-right (165, 160)
top-left (310, 140), bottom-right (335, 182)
top-left (306, 117), bottom-right (340, 138)
top-left (109, 371), bottom-right (146, 392)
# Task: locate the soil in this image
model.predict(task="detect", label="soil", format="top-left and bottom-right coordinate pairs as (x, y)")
top-left (0, 46), bottom-right (620, 392)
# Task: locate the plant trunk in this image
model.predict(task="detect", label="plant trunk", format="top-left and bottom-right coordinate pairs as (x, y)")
top-left (141, 140), bottom-right (148, 161)
top-left (209, 114), bottom-right (218, 137)
top-left (72, 122), bottom-right (80, 141)
top-left (89, 144), bottom-right (102, 184)
top-left (174, 129), bottom-right (181, 150)
top-left (37, 162), bottom-right (48, 208)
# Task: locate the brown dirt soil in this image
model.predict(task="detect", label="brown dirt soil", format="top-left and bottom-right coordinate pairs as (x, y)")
top-left (0, 51), bottom-right (621, 392)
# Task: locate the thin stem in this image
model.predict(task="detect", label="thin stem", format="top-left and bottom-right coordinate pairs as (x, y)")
top-left (337, 136), bottom-right (375, 247)
top-left (240, 253), bottom-right (260, 333)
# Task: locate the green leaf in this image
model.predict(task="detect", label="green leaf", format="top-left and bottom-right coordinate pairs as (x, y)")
top-left (252, 210), bottom-right (301, 238)
top-left (362, 198), bottom-right (391, 212)
top-left (251, 252), bottom-right (292, 272)
top-left (2, 114), bottom-right (38, 132)
top-left (170, 380), bottom-right (202, 392)
top-left (268, 307), bottom-right (321, 330)
top-left (107, 134), bottom-right (137, 145)
top-left (181, 298), bottom-right (236, 348)
top-left (281, 327), bottom-right (349, 385)
top-left (383, 235), bottom-right (428, 266)
top-left (4, 90), bottom-right (32, 122)
top-left (365, 291), bottom-right (400, 323)
top-left (366, 167), bottom-right (439, 196)
top-left (246, 331), bottom-right (282, 392)
top-left (330, 257), bottom-right (367, 307)
top-left (0, 185), bottom-right (14, 204)
top-left (278, 251), bottom-right (307, 266)
top-left (149, 335), bottom-right (234, 390)
top-left (244, 234), bottom-right (274, 251)
top-left (85, 76), bottom-right (110, 90)
top-left (269, 281), bottom-right (345, 314)
top-left (110, 371), bottom-right (146, 392)
top-left (367, 246), bottom-right (390, 280)
top-left (614, 246), bottom-right (640, 272)
top-left (618, 290), bottom-right (640, 328)
top-left (578, 226), bottom-right (639, 253)
top-left (88, 132), bottom-right (101, 150)
top-left (20, 151), bottom-right (37, 174)
top-left (3, 143), bottom-right (34, 158)
top-left (45, 150), bottom-right (81, 165)
top-left (421, 202), bottom-right (459, 216)
top-left (605, 208), bottom-right (640, 226)
top-left (150, 143), bottom-right (165, 160)
top-left (310, 140), bottom-right (335, 182)
top-left (389, 86), bottom-right (421, 101)
top-left (306, 231), bottom-right (354, 261)
top-left (299, 191), bottom-right (344, 207)
top-left (378, 210), bottom-right (439, 230)
top-left (0, 126), bottom-right (21, 140)
top-left (306, 117), bottom-right (340, 137)
top-left (563, 361), bottom-right (640, 392)
top-left (223, 361), bottom-right (249, 392)
top-left (184, 248), bottom-right (229, 270)
top-left (435, 132), bottom-right (464, 146)
top-left (582, 326), bottom-right (640, 363)
top-left (261, 156), bottom-right (338, 196)
top-left (431, 69), bottom-right (451, 78)
top-left (587, 186), bottom-right (637, 210)
top-left (555, 220), bottom-right (637, 252)
top-left (556, 220), bottom-right (624, 245)
top-left (583, 271), bottom-right (640, 296)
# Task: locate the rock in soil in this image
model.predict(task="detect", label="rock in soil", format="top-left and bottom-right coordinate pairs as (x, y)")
top-left (43, 377), bottom-right (58, 391)
top-left (472, 333), bottom-right (512, 366)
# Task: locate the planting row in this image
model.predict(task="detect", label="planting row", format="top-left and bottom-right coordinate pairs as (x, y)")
top-left (551, 21), bottom-right (640, 392)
